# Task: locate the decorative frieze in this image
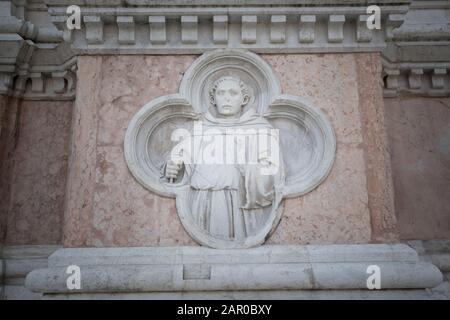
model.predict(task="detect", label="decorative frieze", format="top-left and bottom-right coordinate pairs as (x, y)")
top-left (2, 0), bottom-right (450, 100)
top-left (0, 36), bottom-right (35, 95)
top-left (383, 62), bottom-right (450, 97)
top-left (6, 57), bottom-right (77, 100)
top-left (42, 2), bottom-right (409, 54)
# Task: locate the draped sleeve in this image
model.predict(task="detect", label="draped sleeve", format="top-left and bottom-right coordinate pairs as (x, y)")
top-left (240, 129), bottom-right (285, 210)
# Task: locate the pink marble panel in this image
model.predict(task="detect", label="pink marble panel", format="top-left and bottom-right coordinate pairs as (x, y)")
top-left (264, 53), bottom-right (372, 244)
top-left (385, 97), bottom-right (450, 240)
top-left (2, 99), bottom-right (72, 245)
top-left (64, 53), bottom-right (398, 247)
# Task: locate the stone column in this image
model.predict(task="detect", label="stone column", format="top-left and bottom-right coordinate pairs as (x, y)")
top-left (355, 53), bottom-right (399, 242)
top-left (63, 57), bottom-right (102, 247)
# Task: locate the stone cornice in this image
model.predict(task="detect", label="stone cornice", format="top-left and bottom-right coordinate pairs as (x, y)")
top-left (47, 2), bottom-right (409, 55)
top-left (44, 1), bottom-right (413, 7)
top-left (11, 56), bottom-right (77, 100)
top-left (381, 0), bottom-right (450, 97)
top-left (0, 0), bottom-right (69, 98)
top-left (1, 0), bottom-right (450, 99)
top-left (382, 58), bottom-right (450, 97)
top-left (0, 38), bottom-right (76, 100)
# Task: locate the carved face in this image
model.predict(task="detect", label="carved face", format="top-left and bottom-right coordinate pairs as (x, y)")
top-left (214, 79), bottom-right (245, 116)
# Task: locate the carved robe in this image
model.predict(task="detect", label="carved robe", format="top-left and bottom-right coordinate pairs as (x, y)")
top-left (170, 109), bottom-right (285, 240)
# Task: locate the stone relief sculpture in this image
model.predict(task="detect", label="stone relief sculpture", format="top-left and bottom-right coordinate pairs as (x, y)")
top-left (163, 75), bottom-right (285, 243)
top-left (124, 49), bottom-right (336, 249)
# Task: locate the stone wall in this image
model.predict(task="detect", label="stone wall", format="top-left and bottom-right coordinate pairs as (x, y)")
top-left (63, 55), bottom-right (198, 247)
top-left (63, 53), bottom-right (399, 247)
top-left (264, 53), bottom-right (395, 245)
top-left (4, 57), bottom-right (449, 249)
top-left (384, 97), bottom-right (450, 240)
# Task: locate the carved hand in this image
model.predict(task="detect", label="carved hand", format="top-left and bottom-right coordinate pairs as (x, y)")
top-left (165, 160), bottom-right (182, 182)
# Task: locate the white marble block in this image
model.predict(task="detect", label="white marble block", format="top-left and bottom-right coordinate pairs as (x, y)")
top-left (117, 16), bottom-right (135, 45)
top-left (149, 16), bottom-right (166, 44)
top-left (328, 15), bottom-right (345, 43)
top-left (241, 15), bottom-right (257, 44)
top-left (25, 244), bottom-right (443, 296)
top-left (181, 15), bottom-right (198, 44)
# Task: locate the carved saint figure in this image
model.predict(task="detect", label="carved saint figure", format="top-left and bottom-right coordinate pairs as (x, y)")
top-left (164, 76), bottom-right (285, 242)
